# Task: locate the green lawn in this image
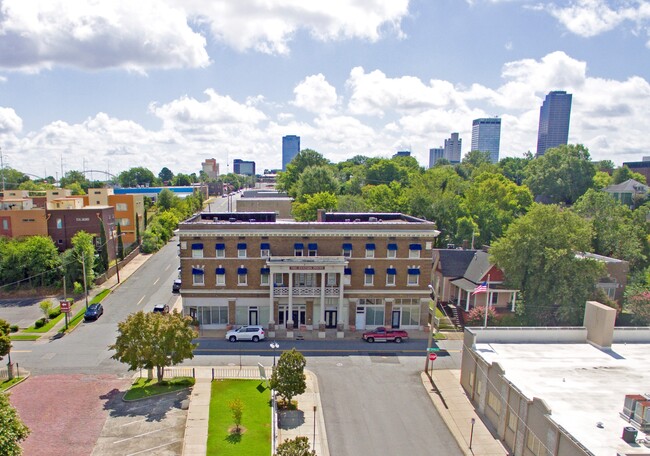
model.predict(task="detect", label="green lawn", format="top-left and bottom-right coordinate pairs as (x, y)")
top-left (208, 379), bottom-right (271, 455)
top-left (124, 377), bottom-right (195, 400)
top-left (22, 312), bottom-right (65, 333)
top-left (90, 289), bottom-right (111, 304)
top-left (0, 377), bottom-right (23, 392)
top-left (10, 334), bottom-right (40, 341)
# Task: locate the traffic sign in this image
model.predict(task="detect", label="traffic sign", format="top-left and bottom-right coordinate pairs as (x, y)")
top-left (427, 347), bottom-right (440, 352)
top-left (428, 352), bottom-right (437, 361)
top-left (59, 300), bottom-right (71, 313)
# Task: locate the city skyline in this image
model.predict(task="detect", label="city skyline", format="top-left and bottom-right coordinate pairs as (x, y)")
top-left (1, 1), bottom-right (650, 177)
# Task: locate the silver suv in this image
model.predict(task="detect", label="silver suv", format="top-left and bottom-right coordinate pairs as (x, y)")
top-left (225, 325), bottom-right (265, 342)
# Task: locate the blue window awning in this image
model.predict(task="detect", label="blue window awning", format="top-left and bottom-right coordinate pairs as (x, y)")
top-left (260, 243), bottom-right (270, 250)
top-left (365, 243), bottom-right (376, 250)
top-left (260, 267), bottom-right (270, 274)
top-left (409, 243), bottom-right (422, 250)
top-left (387, 243), bottom-right (398, 251)
top-left (192, 268), bottom-right (204, 275)
top-left (364, 268), bottom-right (375, 275)
top-left (308, 243), bottom-right (318, 250)
top-left (237, 243), bottom-right (247, 249)
top-left (294, 243), bottom-right (304, 249)
top-left (191, 243), bottom-right (203, 249)
top-left (344, 268), bottom-right (352, 275)
top-left (342, 243), bottom-right (352, 250)
top-left (215, 267), bottom-right (225, 274)
top-left (387, 268), bottom-right (397, 275)
top-left (408, 268), bottom-right (421, 275)
top-left (215, 243), bottom-right (225, 250)
top-left (237, 267), bottom-right (248, 274)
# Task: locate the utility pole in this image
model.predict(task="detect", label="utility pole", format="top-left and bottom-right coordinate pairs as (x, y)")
top-left (0, 146), bottom-right (5, 194)
top-left (81, 254), bottom-right (89, 309)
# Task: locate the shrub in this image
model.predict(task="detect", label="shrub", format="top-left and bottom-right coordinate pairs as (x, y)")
top-left (73, 281), bottom-right (84, 295)
top-left (465, 305), bottom-right (498, 326)
top-left (34, 318), bottom-right (46, 329)
top-left (10, 324), bottom-right (19, 333)
top-left (48, 309), bottom-right (61, 319)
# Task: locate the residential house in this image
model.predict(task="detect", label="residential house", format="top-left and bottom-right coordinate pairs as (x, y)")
top-left (603, 179), bottom-right (649, 207)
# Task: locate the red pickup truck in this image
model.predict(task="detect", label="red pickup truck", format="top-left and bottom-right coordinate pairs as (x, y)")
top-left (362, 327), bottom-right (409, 343)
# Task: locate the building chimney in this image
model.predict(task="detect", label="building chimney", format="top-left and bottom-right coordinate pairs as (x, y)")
top-left (317, 209), bottom-right (326, 222)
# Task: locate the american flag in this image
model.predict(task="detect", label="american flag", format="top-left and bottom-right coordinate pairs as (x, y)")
top-left (472, 281), bottom-right (487, 294)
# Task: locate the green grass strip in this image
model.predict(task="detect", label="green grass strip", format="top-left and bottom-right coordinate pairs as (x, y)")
top-left (22, 312), bottom-right (65, 333)
top-left (10, 334), bottom-right (40, 341)
top-left (63, 308), bottom-right (87, 332)
top-left (208, 379), bottom-right (271, 455)
top-left (90, 289), bottom-right (111, 305)
top-left (124, 376), bottom-right (195, 400)
top-left (0, 377), bottom-right (24, 392)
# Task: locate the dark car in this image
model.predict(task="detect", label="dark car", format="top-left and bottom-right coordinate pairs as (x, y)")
top-left (153, 304), bottom-right (170, 314)
top-left (84, 303), bottom-right (103, 321)
top-left (172, 279), bottom-right (182, 293)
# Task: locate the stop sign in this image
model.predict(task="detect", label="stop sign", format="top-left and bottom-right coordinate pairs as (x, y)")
top-left (428, 352), bottom-right (437, 361)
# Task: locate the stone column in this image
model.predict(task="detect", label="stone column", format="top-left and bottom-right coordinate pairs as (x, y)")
top-left (287, 271), bottom-right (294, 337)
top-left (319, 272), bottom-right (326, 334)
top-left (337, 271), bottom-right (345, 337)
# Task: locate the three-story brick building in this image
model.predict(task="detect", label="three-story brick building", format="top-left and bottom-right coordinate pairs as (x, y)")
top-left (177, 211), bottom-right (439, 337)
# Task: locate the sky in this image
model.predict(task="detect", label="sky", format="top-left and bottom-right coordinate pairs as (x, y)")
top-left (1, 0), bottom-right (650, 180)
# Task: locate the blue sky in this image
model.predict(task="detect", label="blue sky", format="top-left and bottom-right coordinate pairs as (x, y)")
top-left (1, 0), bottom-right (650, 179)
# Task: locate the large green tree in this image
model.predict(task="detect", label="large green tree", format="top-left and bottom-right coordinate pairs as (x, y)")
top-left (490, 204), bottom-right (604, 325)
top-left (110, 311), bottom-right (198, 382)
top-left (572, 189), bottom-right (647, 267)
top-left (362, 182), bottom-right (408, 213)
top-left (118, 167), bottom-right (157, 187)
top-left (498, 153), bottom-right (533, 185)
top-left (524, 144), bottom-right (596, 204)
top-left (59, 170), bottom-right (90, 192)
top-left (293, 166), bottom-right (339, 201)
top-left (0, 392), bottom-right (30, 456)
top-left (612, 165), bottom-right (647, 185)
top-left (158, 167), bottom-right (174, 183)
top-left (0, 167), bottom-right (29, 189)
top-left (460, 172), bottom-right (533, 246)
top-left (270, 348), bottom-right (307, 407)
top-left (277, 150), bottom-right (330, 195)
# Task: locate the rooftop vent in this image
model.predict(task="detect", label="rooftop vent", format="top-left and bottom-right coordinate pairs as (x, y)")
top-left (354, 218), bottom-right (361, 222)
top-left (229, 218), bottom-right (236, 223)
top-left (368, 217), bottom-right (378, 222)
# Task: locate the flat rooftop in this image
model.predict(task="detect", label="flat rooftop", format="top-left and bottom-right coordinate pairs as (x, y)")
top-left (475, 342), bottom-right (649, 455)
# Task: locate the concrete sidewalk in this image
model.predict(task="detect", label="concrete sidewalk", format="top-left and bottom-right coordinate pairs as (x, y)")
top-left (182, 367), bottom-right (328, 456)
top-left (422, 369), bottom-right (507, 456)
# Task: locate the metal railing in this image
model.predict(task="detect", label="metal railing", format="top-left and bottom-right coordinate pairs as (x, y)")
top-left (273, 286), bottom-right (340, 297)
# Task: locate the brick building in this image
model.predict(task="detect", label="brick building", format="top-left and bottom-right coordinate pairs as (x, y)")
top-left (177, 211), bottom-right (439, 336)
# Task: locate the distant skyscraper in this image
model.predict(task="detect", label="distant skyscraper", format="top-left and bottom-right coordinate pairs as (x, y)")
top-left (429, 147), bottom-right (444, 168)
top-left (201, 158), bottom-right (219, 179)
top-left (471, 117), bottom-right (501, 163)
top-left (233, 159), bottom-right (256, 176)
top-left (282, 135), bottom-right (300, 170)
top-left (444, 133), bottom-right (462, 163)
top-left (536, 91), bottom-right (572, 157)
top-left (393, 150), bottom-right (411, 158)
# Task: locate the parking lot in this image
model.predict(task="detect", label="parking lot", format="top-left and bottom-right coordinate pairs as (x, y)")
top-left (0, 297), bottom-right (44, 328)
top-left (92, 388), bottom-right (189, 456)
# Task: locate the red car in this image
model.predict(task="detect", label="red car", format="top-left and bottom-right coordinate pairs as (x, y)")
top-left (362, 327), bottom-right (409, 343)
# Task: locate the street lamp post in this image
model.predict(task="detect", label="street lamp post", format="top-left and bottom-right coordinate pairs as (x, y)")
top-left (469, 417), bottom-right (476, 450)
top-left (270, 341), bottom-right (279, 367)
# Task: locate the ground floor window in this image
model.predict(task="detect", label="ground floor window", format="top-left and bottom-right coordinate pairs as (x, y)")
top-left (197, 306), bottom-right (228, 325)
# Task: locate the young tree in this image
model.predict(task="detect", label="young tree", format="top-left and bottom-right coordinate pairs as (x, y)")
top-left (110, 311), bottom-right (198, 382)
top-left (270, 348), bottom-right (306, 407)
top-left (490, 204), bottom-right (604, 325)
top-left (117, 223), bottom-right (124, 260)
top-left (228, 398), bottom-right (244, 434)
top-left (157, 188), bottom-right (175, 211)
top-left (275, 436), bottom-right (316, 456)
top-left (39, 300), bottom-right (53, 321)
top-left (0, 393), bottom-right (30, 456)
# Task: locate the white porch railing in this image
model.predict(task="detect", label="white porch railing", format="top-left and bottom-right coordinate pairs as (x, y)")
top-left (273, 286), bottom-right (340, 297)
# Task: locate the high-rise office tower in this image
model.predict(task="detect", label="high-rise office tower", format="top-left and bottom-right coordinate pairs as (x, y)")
top-left (536, 91), bottom-right (572, 157)
top-left (282, 135), bottom-right (301, 170)
top-left (429, 147), bottom-right (444, 168)
top-left (471, 117), bottom-right (501, 163)
top-left (233, 159), bottom-right (256, 176)
top-left (444, 133), bottom-right (462, 163)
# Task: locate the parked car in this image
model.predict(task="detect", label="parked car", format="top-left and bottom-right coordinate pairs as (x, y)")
top-left (153, 304), bottom-right (170, 314)
top-left (362, 327), bottom-right (409, 343)
top-left (172, 279), bottom-right (182, 293)
top-left (225, 325), bottom-right (265, 342)
top-left (84, 303), bottom-right (104, 321)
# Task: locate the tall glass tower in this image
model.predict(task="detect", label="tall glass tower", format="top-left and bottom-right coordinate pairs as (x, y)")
top-left (444, 133), bottom-right (462, 163)
top-left (471, 117), bottom-right (501, 163)
top-left (536, 91), bottom-right (572, 157)
top-left (282, 135), bottom-right (300, 170)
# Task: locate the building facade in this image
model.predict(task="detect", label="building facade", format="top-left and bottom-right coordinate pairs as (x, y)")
top-left (536, 91), bottom-right (572, 157)
top-left (177, 212), bottom-right (439, 335)
top-left (471, 117), bottom-right (501, 163)
top-left (233, 159), bottom-right (256, 176)
top-left (444, 133), bottom-right (462, 163)
top-left (201, 158), bottom-right (219, 180)
top-left (282, 135), bottom-right (300, 171)
top-left (47, 206), bottom-right (116, 258)
top-left (429, 147), bottom-right (444, 168)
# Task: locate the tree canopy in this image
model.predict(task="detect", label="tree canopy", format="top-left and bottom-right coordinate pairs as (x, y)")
top-left (118, 167), bottom-right (157, 187)
top-left (110, 311), bottom-right (198, 382)
top-left (0, 392), bottom-right (30, 456)
top-left (490, 204), bottom-right (604, 325)
top-left (270, 348), bottom-right (306, 406)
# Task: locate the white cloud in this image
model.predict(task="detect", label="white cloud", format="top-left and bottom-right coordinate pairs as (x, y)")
top-left (0, 107), bottom-right (23, 134)
top-left (0, 0), bottom-right (210, 73)
top-left (539, 0), bottom-right (650, 38)
top-left (188, 0), bottom-right (409, 54)
top-left (292, 74), bottom-right (338, 113)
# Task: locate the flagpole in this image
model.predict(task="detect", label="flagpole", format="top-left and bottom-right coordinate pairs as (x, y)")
top-left (483, 274), bottom-right (491, 328)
